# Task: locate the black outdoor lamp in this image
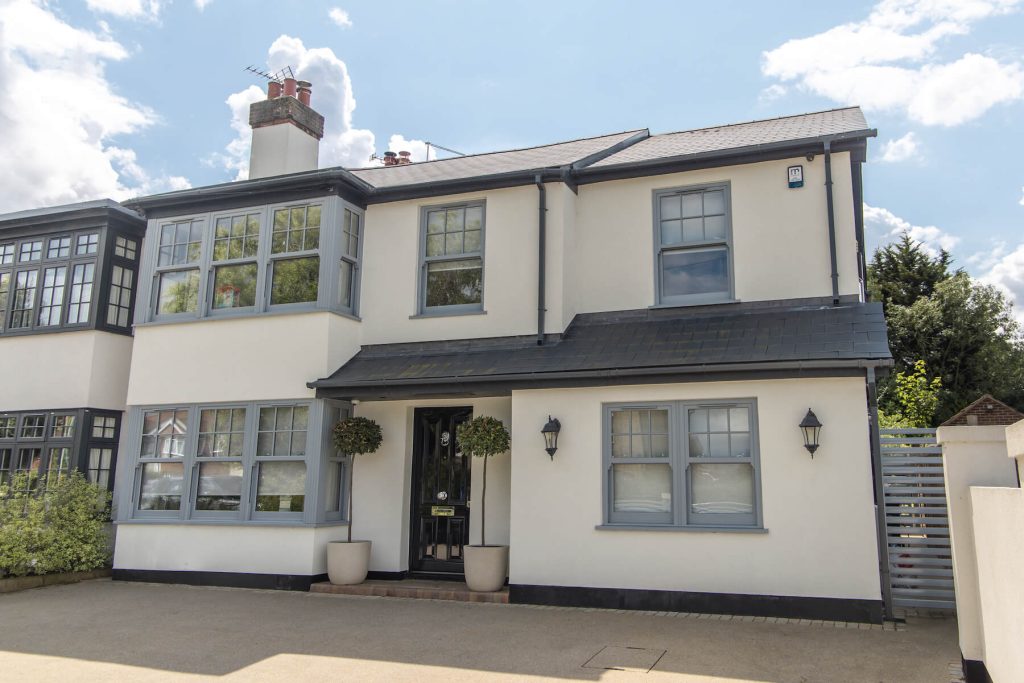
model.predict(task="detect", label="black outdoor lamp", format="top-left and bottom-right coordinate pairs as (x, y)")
top-left (799, 409), bottom-right (823, 457)
top-left (541, 416), bottom-right (561, 459)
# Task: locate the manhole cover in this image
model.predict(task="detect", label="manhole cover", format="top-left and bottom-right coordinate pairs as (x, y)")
top-left (582, 645), bottom-right (667, 673)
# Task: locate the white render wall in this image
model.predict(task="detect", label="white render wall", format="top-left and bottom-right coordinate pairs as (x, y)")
top-left (0, 331), bottom-right (133, 412)
top-left (126, 312), bottom-right (360, 405)
top-left (572, 154), bottom-right (860, 317)
top-left (937, 425), bottom-right (1018, 663)
top-left (113, 523), bottom-right (349, 576)
top-left (508, 376), bottom-right (881, 600)
top-left (351, 398), bottom-right (512, 573)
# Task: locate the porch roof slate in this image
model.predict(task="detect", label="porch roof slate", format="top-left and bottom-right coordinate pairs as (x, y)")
top-left (311, 301), bottom-right (891, 395)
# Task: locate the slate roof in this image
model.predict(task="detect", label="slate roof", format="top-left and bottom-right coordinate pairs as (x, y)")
top-left (348, 130), bottom-right (646, 189)
top-left (589, 107), bottom-right (871, 168)
top-left (312, 301), bottom-right (891, 396)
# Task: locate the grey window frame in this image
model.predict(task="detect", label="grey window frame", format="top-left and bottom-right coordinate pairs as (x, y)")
top-left (135, 197), bottom-right (363, 325)
top-left (191, 404), bottom-right (252, 520)
top-left (208, 209), bottom-right (265, 316)
top-left (121, 400), bottom-right (340, 525)
top-left (151, 217), bottom-right (206, 321)
top-left (602, 398), bottom-right (762, 529)
top-left (652, 182), bottom-right (734, 307)
top-left (417, 200), bottom-right (486, 316)
top-left (337, 207), bottom-right (362, 315)
top-left (321, 402), bottom-right (352, 522)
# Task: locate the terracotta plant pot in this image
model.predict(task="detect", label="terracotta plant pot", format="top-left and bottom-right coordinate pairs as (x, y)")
top-left (464, 545), bottom-right (509, 592)
top-left (327, 540), bottom-right (371, 585)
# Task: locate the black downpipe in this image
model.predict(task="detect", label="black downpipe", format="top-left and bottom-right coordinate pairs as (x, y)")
top-left (535, 175), bottom-right (547, 345)
top-left (823, 141), bottom-right (840, 305)
top-left (866, 367), bottom-right (895, 619)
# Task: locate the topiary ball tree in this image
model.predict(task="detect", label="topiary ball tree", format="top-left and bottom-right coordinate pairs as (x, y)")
top-left (456, 415), bottom-right (510, 546)
top-left (332, 416), bottom-right (383, 542)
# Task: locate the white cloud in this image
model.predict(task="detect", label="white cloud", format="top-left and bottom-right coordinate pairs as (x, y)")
top-left (328, 7), bottom-right (352, 28)
top-left (195, 0), bottom-right (213, 9)
top-left (1019, 186), bottom-right (1024, 206)
top-left (386, 135), bottom-right (436, 162)
top-left (0, 0), bottom-right (188, 212)
top-left (218, 35), bottom-right (431, 177)
top-left (977, 242), bottom-right (1024, 323)
top-left (879, 132), bottom-right (920, 162)
top-left (762, 0), bottom-right (1024, 126)
top-left (864, 204), bottom-right (960, 256)
top-left (85, 0), bottom-right (162, 21)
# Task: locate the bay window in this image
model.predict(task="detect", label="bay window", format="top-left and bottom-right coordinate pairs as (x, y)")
top-left (604, 399), bottom-right (761, 529)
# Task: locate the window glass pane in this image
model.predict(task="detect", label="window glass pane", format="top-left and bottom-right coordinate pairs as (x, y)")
top-left (338, 260), bottom-right (354, 309)
top-left (197, 408), bottom-right (246, 457)
top-left (270, 256), bottom-right (319, 305)
top-left (20, 241), bottom-right (41, 262)
top-left (682, 218), bottom-right (703, 242)
top-left (612, 463), bottom-right (671, 512)
top-left (139, 462), bottom-right (184, 510)
top-left (141, 409), bottom-right (188, 458)
top-left (0, 416), bottom-right (16, 438)
top-left (87, 447), bottom-right (114, 490)
top-left (256, 461), bottom-right (306, 512)
top-left (114, 236), bottom-right (138, 260)
top-left (213, 213), bottom-right (260, 261)
top-left (10, 270), bottom-right (38, 329)
top-left (681, 193), bottom-right (702, 218)
top-left (21, 415), bottom-right (45, 438)
top-left (51, 415), bottom-right (75, 438)
top-left (704, 190), bottom-right (725, 215)
top-left (107, 265), bottom-right (134, 327)
top-left (709, 408), bottom-right (728, 432)
top-left (660, 220), bottom-right (682, 245)
top-left (37, 266), bottom-right (66, 326)
top-left (157, 221), bottom-right (201, 265)
top-left (157, 269), bottom-right (199, 315)
top-left (196, 461), bottom-right (244, 511)
top-left (342, 209), bottom-right (360, 258)
top-left (324, 461), bottom-right (344, 513)
top-left (425, 258), bottom-right (482, 308)
top-left (610, 410), bottom-right (630, 435)
top-left (729, 407), bottom-right (749, 432)
top-left (92, 415), bottom-right (116, 439)
top-left (690, 463), bottom-right (754, 516)
top-left (67, 263), bottom-right (95, 323)
top-left (257, 406), bottom-right (308, 456)
top-left (46, 447), bottom-right (72, 490)
top-left (47, 237), bottom-right (71, 259)
top-left (212, 263), bottom-right (258, 309)
top-left (76, 233), bottom-right (98, 255)
top-left (660, 195), bottom-right (681, 220)
top-left (272, 205), bottom-right (320, 254)
top-left (0, 243), bottom-right (13, 264)
top-left (427, 211), bottom-right (445, 234)
top-left (0, 448), bottom-right (11, 487)
top-left (14, 448), bottom-right (42, 492)
top-left (662, 248), bottom-right (728, 299)
top-left (465, 206), bottom-right (483, 231)
top-left (704, 215), bottom-right (727, 240)
top-left (0, 273), bottom-right (9, 328)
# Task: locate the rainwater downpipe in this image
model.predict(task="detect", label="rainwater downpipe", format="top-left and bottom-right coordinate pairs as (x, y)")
top-left (823, 140), bottom-right (840, 305)
top-left (866, 366), bottom-right (895, 620)
top-left (535, 174), bottom-right (547, 345)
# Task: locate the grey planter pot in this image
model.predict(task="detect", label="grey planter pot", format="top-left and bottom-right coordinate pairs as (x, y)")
top-left (464, 545), bottom-right (509, 592)
top-left (327, 540), bottom-right (371, 585)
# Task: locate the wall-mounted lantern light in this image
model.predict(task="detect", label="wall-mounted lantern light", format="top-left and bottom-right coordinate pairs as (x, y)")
top-left (541, 416), bottom-right (561, 459)
top-left (799, 409), bottom-right (822, 457)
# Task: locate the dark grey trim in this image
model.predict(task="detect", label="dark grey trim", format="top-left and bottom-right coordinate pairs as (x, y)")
top-left (314, 362), bottom-right (883, 401)
top-left (962, 658), bottom-right (993, 683)
top-left (823, 141), bottom-right (840, 305)
top-left (570, 129), bottom-right (652, 170)
top-left (866, 367), bottom-right (895, 619)
top-left (852, 158), bottom-right (867, 301)
top-left (112, 568), bottom-right (325, 591)
top-left (508, 584), bottom-right (884, 623)
top-left (0, 200), bottom-right (143, 236)
top-left (366, 570), bottom-right (408, 581)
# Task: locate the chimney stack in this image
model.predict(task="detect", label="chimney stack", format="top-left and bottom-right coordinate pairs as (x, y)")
top-left (248, 77), bottom-right (325, 179)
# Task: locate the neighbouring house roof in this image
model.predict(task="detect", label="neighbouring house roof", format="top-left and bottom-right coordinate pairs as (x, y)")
top-left (311, 300), bottom-right (892, 399)
top-left (347, 130), bottom-right (647, 189)
top-left (940, 394), bottom-right (1024, 427)
top-left (0, 199), bottom-right (144, 232)
top-left (588, 108), bottom-right (871, 168)
top-left (126, 107), bottom-right (875, 214)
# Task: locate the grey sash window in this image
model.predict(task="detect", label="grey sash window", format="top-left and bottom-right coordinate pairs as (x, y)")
top-left (67, 263), bottom-right (94, 324)
top-left (107, 265), bottom-right (134, 327)
top-left (195, 407), bottom-right (247, 514)
top-left (338, 208), bottom-right (360, 311)
top-left (255, 405), bottom-right (309, 515)
top-left (269, 205), bottom-right (320, 307)
top-left (604, 399), bottom-right (761, 528)
top-left (155, 219), bottom-right (203, 316)
top-left (10, 270), bottom-right (37, 329)
top-left (138, 408), bottom-right (189, 511)
top-left (654, 184), bottom-right (732, 306)
top-left (211, 212), bottom-right (260, 312)
top-left (37, 266), bottom-right (67, 326)
top-left (87, 448), bottom-right (114, 490)
top-left (420, 202), bottom-right (485, 313)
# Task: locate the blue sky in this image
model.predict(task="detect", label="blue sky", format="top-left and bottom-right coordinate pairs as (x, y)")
top-left (1, 0), bottom-right (1022, 317)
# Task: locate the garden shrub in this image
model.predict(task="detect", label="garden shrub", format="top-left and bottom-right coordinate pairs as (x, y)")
top-left (0, 472), bottom-right (112, 578)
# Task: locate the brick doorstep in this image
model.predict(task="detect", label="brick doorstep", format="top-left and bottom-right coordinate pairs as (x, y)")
top-left (310, 579), bottom-right (508, 604)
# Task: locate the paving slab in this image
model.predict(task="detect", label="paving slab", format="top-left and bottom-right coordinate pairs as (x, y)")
top-left (0, 579), bottom-right (959, 682)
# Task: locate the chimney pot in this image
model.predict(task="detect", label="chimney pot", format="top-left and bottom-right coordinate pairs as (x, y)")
top-left (297, 80), bottom-right (312, 106)
top-left (398, 150), bottom-right (412, 164)
top-left (268, 81), bottom-right (282, 99)
top-left (383, 151), bottom-right (398, 166)
top-left (283, 77), bottom-right (297, 98)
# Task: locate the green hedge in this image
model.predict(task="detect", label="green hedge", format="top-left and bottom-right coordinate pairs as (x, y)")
top-left (0, 472), bottom-right (112, 578)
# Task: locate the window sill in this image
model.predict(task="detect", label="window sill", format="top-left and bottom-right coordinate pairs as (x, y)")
top-left (595, 524), bottom-right (767, 534)
top-left (136, 307), bottom-right (361, 328)
top-left (409, 309), bottom-right (487, 320)
top-left (648, 299), bottom-right (740, 311)
top-left (116, 518), bottom-right (350, 528)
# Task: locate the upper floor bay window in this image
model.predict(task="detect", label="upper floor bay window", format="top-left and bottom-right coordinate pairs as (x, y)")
top-left (654, 184), bottom-right (733, 306)
top-left (125, 399), bottom-right (350, 524)
top-left (603, 399), bottom-right (761, 529)
top-left (419, 201), bottom-right (484, 314)
top-left (0, 229), bottom-right (140, 335)
top-left (139, 198), bottom-right (362, 323)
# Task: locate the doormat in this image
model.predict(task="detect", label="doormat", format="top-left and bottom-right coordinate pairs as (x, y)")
top-left (581, 645), bottom-right (667, 673)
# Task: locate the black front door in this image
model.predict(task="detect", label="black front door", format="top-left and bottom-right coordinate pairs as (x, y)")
top-left (410, 407), bottom-right (472, 575)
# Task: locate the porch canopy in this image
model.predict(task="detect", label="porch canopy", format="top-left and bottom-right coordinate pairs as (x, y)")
top-left (310, 300), bottom-right (893, 401)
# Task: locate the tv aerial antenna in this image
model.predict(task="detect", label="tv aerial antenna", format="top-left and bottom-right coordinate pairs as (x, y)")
top-left (244, 65), bottom-right (295, 84)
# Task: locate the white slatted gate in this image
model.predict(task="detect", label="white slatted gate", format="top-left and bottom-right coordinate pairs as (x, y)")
top-left (880, 428), bottom-right (955, 610)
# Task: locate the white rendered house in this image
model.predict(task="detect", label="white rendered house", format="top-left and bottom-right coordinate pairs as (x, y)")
top-left (110, 80), bottom-right (893, 622)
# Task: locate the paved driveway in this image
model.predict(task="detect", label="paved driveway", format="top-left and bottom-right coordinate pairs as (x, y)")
top-left (0, 580), bottom-right (959, 682)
